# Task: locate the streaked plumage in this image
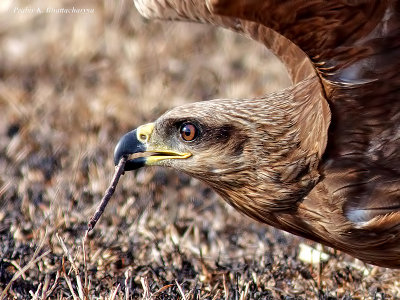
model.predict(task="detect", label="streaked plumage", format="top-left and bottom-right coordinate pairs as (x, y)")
top-left (114, 0), bottom-right (400, 267)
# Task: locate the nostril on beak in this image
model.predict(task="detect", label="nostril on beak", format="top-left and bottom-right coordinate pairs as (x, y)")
top-left (136, 123), bottom-right (155, 144)
top-left (139, 133), bottom-right (147, 142)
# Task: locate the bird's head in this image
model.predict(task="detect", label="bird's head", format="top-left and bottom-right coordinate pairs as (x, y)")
top-left (114, 89), bottom-right (325, 216)
top-left (114, 99), bottom-right (253, 192)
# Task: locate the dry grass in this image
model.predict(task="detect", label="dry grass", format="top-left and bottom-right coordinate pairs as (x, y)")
top-left (1, 0), bottom-right (400, 299)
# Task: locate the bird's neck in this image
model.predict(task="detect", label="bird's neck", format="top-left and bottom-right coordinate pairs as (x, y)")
top-left (205, 78), bottom-right (330, 223)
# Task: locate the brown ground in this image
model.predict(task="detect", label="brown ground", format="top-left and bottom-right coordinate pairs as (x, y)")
top-left (1, 0), bottom-right (400, 299)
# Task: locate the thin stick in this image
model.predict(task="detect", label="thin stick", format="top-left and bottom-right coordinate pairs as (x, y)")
top-left (87, 155), bottom-right (128, 233)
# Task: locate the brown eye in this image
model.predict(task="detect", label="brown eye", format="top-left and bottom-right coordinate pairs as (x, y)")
top-left (180, 123), bottom-right (198, 141)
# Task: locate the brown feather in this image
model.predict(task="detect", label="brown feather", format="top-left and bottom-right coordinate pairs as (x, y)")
top-left (128, 0), bottom-right (400, 267)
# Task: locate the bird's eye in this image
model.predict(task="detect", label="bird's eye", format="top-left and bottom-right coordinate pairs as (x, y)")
top-left (180, 123), bottom-right (198, 142)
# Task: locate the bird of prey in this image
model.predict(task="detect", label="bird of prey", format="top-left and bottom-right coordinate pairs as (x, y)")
top-left (114, 0), bottom-right (400, 267)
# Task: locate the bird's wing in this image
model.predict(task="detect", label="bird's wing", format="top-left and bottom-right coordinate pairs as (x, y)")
top-left (133, 0), bottom-right (316, 83)
top-left (134, 0), bottom-right (390, 83)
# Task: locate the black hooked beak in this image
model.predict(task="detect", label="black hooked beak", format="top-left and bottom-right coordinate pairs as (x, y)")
top-left (113, 129), bottom-right (146, 171)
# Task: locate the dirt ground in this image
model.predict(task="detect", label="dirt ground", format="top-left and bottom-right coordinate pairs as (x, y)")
top-left (1, 0), bottom-right (400, 299)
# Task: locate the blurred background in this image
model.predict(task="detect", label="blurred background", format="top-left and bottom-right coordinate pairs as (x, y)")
top-left (1, 0), bottom-right (398, 299)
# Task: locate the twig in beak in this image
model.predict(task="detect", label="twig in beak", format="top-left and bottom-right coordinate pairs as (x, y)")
top-left (86, 155), bottom-right (128, 233)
